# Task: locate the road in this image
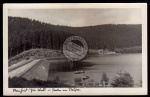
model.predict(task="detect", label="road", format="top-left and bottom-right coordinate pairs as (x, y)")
top-left (9, 59), bottom-right (41, 78)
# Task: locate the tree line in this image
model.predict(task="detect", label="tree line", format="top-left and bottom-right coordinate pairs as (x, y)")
top-left (8, 17), bottom-right (142, 58)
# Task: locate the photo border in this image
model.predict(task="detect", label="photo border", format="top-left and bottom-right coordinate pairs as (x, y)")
top-left (3, 3), bottom-right (147, 95)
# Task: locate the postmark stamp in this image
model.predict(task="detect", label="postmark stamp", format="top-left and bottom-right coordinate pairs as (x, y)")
top-left (63, 36), bottom-right (88, 61)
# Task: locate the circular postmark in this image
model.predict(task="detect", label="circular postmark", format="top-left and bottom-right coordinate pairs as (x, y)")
top-left (63, 36), bottom-right (88, 61)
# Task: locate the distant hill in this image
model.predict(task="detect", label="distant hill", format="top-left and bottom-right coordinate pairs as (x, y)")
top-left (8, 17), bottom-right (142, 58)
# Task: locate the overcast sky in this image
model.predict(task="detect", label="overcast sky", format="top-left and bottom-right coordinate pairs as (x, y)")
top-left (8, 9), bottom-right (141, 27)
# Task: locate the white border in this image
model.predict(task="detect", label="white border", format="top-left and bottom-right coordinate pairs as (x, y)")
top-left (3, 3), bottom-right (147, 95)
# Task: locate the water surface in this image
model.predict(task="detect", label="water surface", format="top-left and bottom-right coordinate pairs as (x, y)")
top-left (48, 53), bottom-right (142, 85)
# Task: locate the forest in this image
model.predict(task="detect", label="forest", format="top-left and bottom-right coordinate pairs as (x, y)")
top-left (8, 17), bottom-right (142, 58)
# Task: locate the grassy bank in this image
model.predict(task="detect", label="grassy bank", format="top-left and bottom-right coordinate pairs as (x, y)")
top-left (9, 77), bottom-right (70, 88)
top-left (87, 46), bottom-right (142, 56)
top-left (114, 46), bottom-right (142, 53)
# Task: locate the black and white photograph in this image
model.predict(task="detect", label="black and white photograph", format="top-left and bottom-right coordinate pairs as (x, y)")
top-left (3, 3), bottom-right (147, 95)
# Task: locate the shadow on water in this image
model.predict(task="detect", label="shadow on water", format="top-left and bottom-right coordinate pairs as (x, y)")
top-left (48, 60), bottom-right (95, 72)
top-left (47, 60), bottom-right (96, 84)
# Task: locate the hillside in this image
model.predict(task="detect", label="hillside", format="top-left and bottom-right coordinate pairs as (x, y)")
top-left (8, 17), bottom-right (142, 58)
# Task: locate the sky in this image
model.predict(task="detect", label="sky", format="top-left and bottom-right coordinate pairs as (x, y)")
top-left (8, 9), bottom-right (141, 27)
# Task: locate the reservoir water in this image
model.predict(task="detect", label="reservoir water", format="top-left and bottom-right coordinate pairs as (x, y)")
top-left (47, 53), bottom-right (142, 86)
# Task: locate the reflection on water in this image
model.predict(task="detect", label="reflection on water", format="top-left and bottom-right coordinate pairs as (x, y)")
top-left (47, 53), bottom-right (142, 86)
top-left (48, 60), bottom-right (94, 72)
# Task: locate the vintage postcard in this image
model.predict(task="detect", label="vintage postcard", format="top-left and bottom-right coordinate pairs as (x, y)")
top-left (3, 3), bottom-right (147, 95)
